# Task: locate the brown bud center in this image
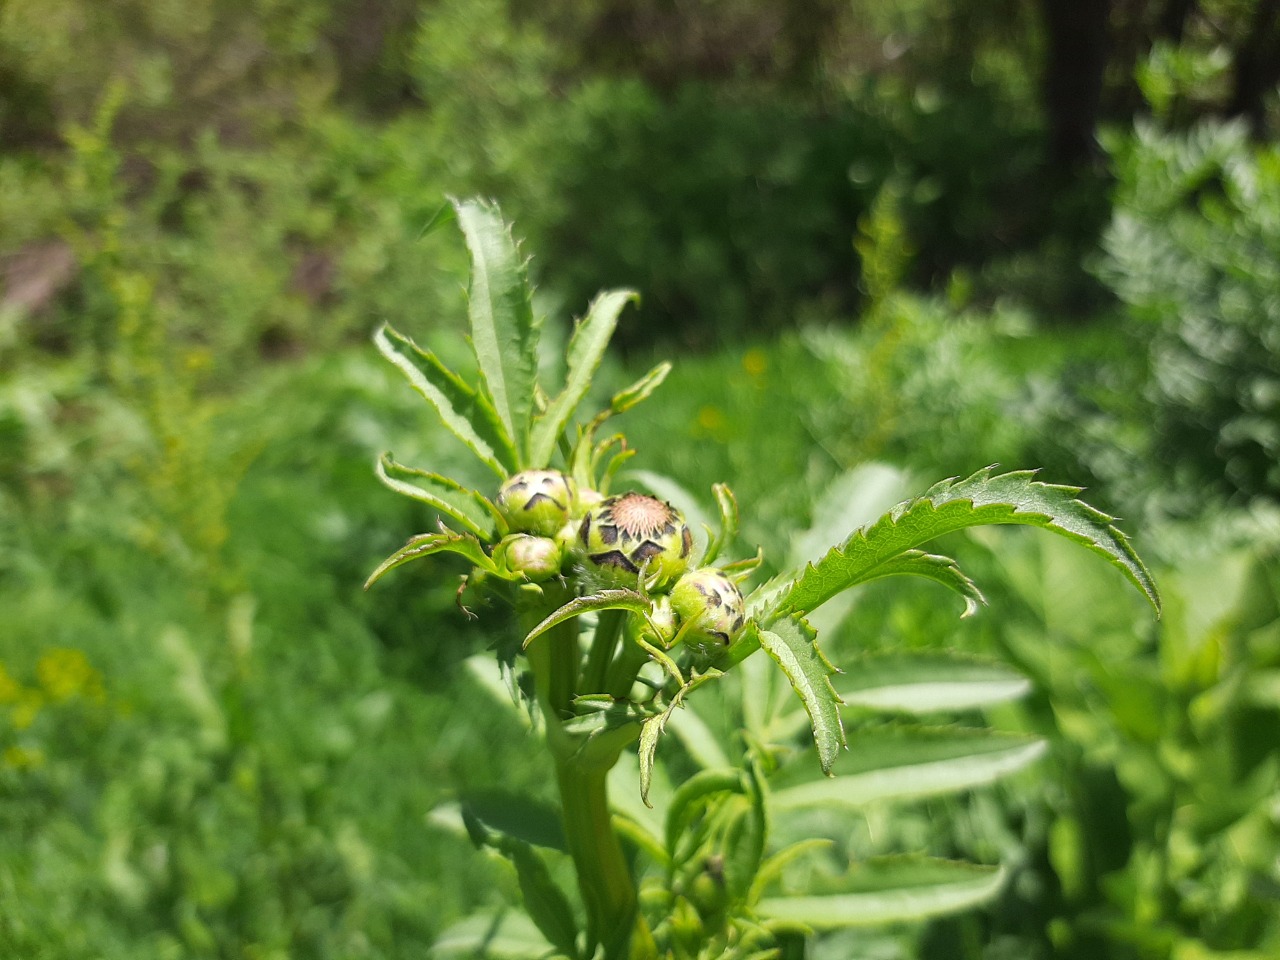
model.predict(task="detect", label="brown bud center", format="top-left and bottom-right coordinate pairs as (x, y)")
top-left (609, 493), bottom-right (677, 539)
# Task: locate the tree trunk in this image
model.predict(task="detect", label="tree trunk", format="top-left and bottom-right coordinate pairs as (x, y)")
top-left (1039, 0), bottom-right (1112, 171)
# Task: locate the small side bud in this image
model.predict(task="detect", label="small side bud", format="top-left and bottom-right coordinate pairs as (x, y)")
top-left (670, 568), bottom-right (746, 657)
top-left (496, 470), bottom-right (577, 536)
top-left (578, 492), bottom-right (693, 587)
top-left (493, 534), bottom-right (564, 582)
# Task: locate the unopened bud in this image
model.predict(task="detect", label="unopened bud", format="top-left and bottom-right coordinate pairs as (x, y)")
top-left (496, 470), bottom-right (576, 536)
top-left (577, 492), bottom-right (692, 587)
top-left (493, 534), bottom-right (563, 581)
top-left (670, 568), bottom-right (746, 657)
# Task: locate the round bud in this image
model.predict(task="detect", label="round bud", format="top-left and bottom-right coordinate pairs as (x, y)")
top-left (496, 470), bottom-right (576, 536)
top-left (577, 492), bottom-right (693, 587)
top-left (670, 568), bottom-right (747, 657)
top-left (493, 534), bottom-right (563, 582)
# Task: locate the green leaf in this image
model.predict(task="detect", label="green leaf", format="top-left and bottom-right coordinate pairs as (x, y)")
top-left (665, 769), bottom-right (743, 857)
top-left (702, 483), bottom-right (739, 566)
top-left (507, 845), bottom-right (580, 959)
top-left (723, 760), bottom-right (770, 903)
top-left (530, 290), bottom-right (638, 466)
top-left (749, 839), bottom-right (835, 907)
top-left (639, 672), bottom-right (720, 807)
top-left (867, 550), bottom-right (985, 617)
top-left (772, 467), bottom-right (1160, 620)
top-left (454, 198), bottom-right (541, 464)
top-left (609, 361), bottom-right (671, 414)
top-left (376, 454), bottom-right (501, 539)
top-left (374, 324), bottom-right (517, 476)
top-left (666, 704), bottom-right (733, 771)
top-left (434, 910), bottom-right (553, 959)
top-left (364, 530), bottom-right (495, 589)
top-left (771, 729), bottom-right (1046, 810)
top-left (522, 589), bottom-right (649, 649)
top-left (758, 616), bottom-right (845, 774)
top-left (457, 789), bottom-right (567, 852)
top-left (836, 653), bottom-right (1032, 714)
top-left (756, 857), bottom-right (1006, 928)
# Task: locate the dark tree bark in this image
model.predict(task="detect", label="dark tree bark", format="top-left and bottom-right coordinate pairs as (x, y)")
top-left (1227, 0), bottom-right (1280, 137)
top-left (1039, 0), bottom-right (1113, 171)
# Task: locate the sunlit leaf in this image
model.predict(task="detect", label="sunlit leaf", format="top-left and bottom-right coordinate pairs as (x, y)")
top-left (702, 483), bottom-right (739, 565)
top-left (522, 589), bottom-right (649, 649)
top-left (757, 857), bottom-right (1006, 928)
top-left (433, 910), bottom-right (553, 959)
top-left (454, 198), bottom-right (541, 464)
top-left (376, 453), bottom-right (501, 539)
top-left (610, 361), bottom-right (671, 414)
top-left (639, 672), bottom-right (720, 807)
top-left (771, 728), bottom-right (1046, 809)
top-left (836, 653), bottom-right (1032, 714)
top-left (374, 324), bottom-right (517, 476)
top-left (757, 616), bottom-right (844, 774)
top-left (531, 289), bottom-right (638, 466)
top-left (364, 530), bottom-right (495, 589)
top-left (771, 467), bottom-right (1160, 621)
top-left (867, 550), bottom-right (985, 617)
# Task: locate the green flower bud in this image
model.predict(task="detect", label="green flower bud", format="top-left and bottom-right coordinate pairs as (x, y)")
top-left (577, 492), bottom-right (693, 587)
top-left (493, 534), bottom-right (563, 581)
top-left (496, 470), bottom-right (576, 536)
top-left (670, 568), bottom-right (746, 656)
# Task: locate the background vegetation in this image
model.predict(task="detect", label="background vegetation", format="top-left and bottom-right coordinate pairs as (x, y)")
top-left (1, 0), bottom-right (1278, 957)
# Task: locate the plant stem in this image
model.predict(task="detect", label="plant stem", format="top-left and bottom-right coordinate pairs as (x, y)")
top-left (555, 755), bottom-right (657, 959)
top-left (523, 591), bottom-right (657, 958)
top-left (584, 608), bottom-right (626, 693)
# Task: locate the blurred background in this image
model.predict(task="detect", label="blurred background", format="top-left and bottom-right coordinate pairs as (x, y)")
top-left (2, 0), bottom-right (1279, 957)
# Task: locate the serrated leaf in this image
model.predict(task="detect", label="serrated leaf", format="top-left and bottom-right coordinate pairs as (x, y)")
top-left (758, 617), bottom-right (845, 774)
top-left (364, 530), bottom-right (495, 589)
top-left (530, 290), bottom-right (638, 466)
top-left (560, 696), bottom-right (650, 742)
top-left (836, 653), bottom-right (1032, 714)
top-left (374, 324), bottom-right (517, 476)
top-left (772, 467), bottom-right (1160, 621)
top-left (757, 857), bottom-right (1006, 928)
top-left (771, 729), bottom-right (1046, 809)
top-left (639, 672), bottom-right (720, 807)
top-left (434, 910), bottom-right (553, 959)
top-left (454, 198), bottom-right (541, 464)
top-left (869, 550), bottom-right (986, 617)
top-left (522, 589), bottom-right (649, 649)
top-left (702, 483), bottom-right (739, 565)
top-left (376, 454), bottom-right (500, 539)
top-left (610, 362), bottom-right (671, 414)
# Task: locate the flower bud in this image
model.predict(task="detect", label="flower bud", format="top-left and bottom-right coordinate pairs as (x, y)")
top-left (670, 568), bottom-right (746, 656)
top-left (577, 492), bottom-right (692, 587)
top-left (496, 470), bottom-right (576, 536)
top-left (493, 534), bottom-right (564, 582)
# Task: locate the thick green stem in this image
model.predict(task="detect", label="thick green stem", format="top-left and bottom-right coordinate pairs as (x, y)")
top-left (521, 592), bottom-right (656, 958)
top-left (556, 756), bottom-right (656, 959)
top-left (583, 608), bottom-right (626, 694)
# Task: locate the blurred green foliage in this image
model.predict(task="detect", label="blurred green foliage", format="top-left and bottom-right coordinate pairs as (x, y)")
top-left (1, 0), bottom-right (1278, 956)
